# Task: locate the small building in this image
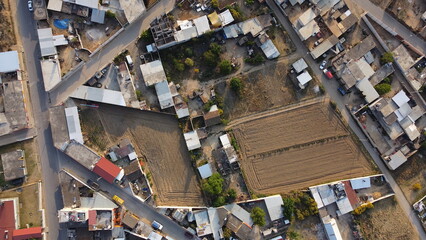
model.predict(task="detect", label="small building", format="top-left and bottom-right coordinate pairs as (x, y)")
top-left (193, 15), bottom-right (211, 35)
top-left (350, 177), bottom-right (371, 190)
top-left (0, 51), bottom-right (20, 73)
top-left (65, 106), bottom-right (84, 144)
top-left (296, 71), bottom-right (312, 89)
top-left (322, 216), bottom-right (342, 240)
top-left (204, 105), bottom-right (221, 127)
top-left (0, 198), bottom-right (19, 238)
top-left (123, 160), bottom-right (143, 182)
top-left (108, 139), bottom-right (137, 162)
top-left (392, 90), bottom-right (410, 108)
top-left (184, 131), bottom-right (201, 151)
top-left (88, 209), bottom-right (113, 231)
top-left (71, 85), bottom-right (126, 106)
top-left (263, 195), bottom-right (284, 221)
top-left (219, 134), bottom-right (232, 148)
top-left (238, 18), bottom-right (263, 37)
top-left (155, 80), bottom-right (174, 109)
top-left (208, 11), bottom-right (221, 28)
top-left (37, 28), bottom-right (68, 57)
top-left (219, 9), bottom-right (234, 26)
top-left (12, 227), bottom-right (43, 240)
top-left (259, 39), bottom-right (280, 59)
top-left (122, 214), bottom-right (139, 229)
top-left (310, 35), bottom-right (339, 59)
top-left (392, 44), bottom-right (416, 73)
top-left (292, 58), bottom-right (308, 74)
top-left (298, 20), bottom-right (320, 40)
top-left (198, 163), bottom-right (213, 179)
top-left (295, 8), bottom-right (317, 27)
top-left (139, 60), bottom-right (167, 86)
top-left (1, 150), bottom-right (26, 182)
top-left (92, 157), bottom-right (124, 183)
top-left (91, 9), bottom-right (105, 24)
top-left (63, 140), bottom-right (101, 169)
top-left (386, 150), bottom-right (407, 170)
top-left (194, 210), bottom-right (213, 237)
top-left (356, 78), bottom-right (379, 104)
top-left (63, 0), bottom-right (98, 9)
top-left (40, 58), bottom-right (62, 91)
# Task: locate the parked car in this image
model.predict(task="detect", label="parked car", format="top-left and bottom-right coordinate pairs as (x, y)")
top-left (125, 55), bottom-right (133, 68)
top-left (338, 86), bottom-right (347, 95)
top-left (323, 69), bottom-right (333, 79)
top-left (151, 221), bottom-right (163, 231)
top-left (112, 195), bottom-right (124, 205)
top-left (28, 0), bottom-right (33, 11)
top-left (319, 60), bottom-right (327, 70)
top-left (184, 232), bottom-right (194, 239)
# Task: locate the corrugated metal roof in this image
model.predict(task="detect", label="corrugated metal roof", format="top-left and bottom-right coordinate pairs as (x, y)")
top-left (356, 78), bottom-right (379, 103)
top-left (198, 163), bottom-right (213, 179)
top-left (260, 39), bottom-right (280, 59)
top-left (92, 157), bottom-right (121, 183)
top-left (37, 28), bottom-right (57, 57)
top-left (91, 9), bottom-right (105, 24)
top-left (0, 51), bottom-right (19, 73)
top-left (71, 85), bottom-right (126, 106)
top-left (65, 107), bottom-right (84, 144)
top-left (219, 9), bottom-right (234, 26)
top-left (155, 80), bottom-right (174, 109)
top-left (184, 131), bottom-right (201, 151)
top-left (12, 227), bottom-right (43, 240)
top-left (264, 195), bottom-right (284, 221)
top-left (193, 15), bottom-right (211, 35)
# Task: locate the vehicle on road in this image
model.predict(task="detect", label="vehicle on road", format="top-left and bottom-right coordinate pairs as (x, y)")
top-left (184, 232), bottom-right (194, 239)
top-left (152, 220), bottom-right (163, 231)
top-left (112, 195), bottom-right (124, 205)
top-left (338, 86), bottom-right (347, 96)
top-left (323, 69), bottom-right (333, 79)
top-left (28, 0), bottom-right (33, 11)
top-left (126, 55), bottom-right (134, 68)
top-left (319, 60), bottom-right (327, 70)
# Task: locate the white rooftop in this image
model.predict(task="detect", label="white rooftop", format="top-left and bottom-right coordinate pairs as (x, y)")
top-left (37, 28), bottom-right (57, 57)
top-left (193, 15), bottom-right (211, 35)
top-left (219, 134), bottom-right (231, 148)
top-left (155, 80), bottom-right (174, 109)
top-left (198, 163), bottom-right (213, 179)
top-left (297, 8), bottom-right (317, 26)
top-left (292, 58), bottom-right (308, 73)
top-left (350, 177), bottom-right (371, 190)
top-left (139, 60), bottom-right (167, 86)
top-left (323, 217), bottom-right (343, 240)
top-left (336, 197), bottom-right (353, 215)
top-left (356, 78), bottom-right (379, 103)
top-left (219, 9), bottom-right (234, 26)
top-left (404, 124), bottom-right (420, 141)
top-left (184, 131), bottom-right (201, 151)
top-left (194, 210), bottom-right (212, 237)
top-left (175, 26), bottom-right (198, 42)
top-left (65, 107), bottom-right (84, 144)
top-left (40, 58), bottom-right (61, 91)
top-left (298, 20), bottom-right (319, 40)
top-left (238, 18), bottom-right (263, 37)
top-left (70, 85), bottom-right (126, 106)
top-left (297, 71), bottom-right (312, 88)
top-left (0, 51), bottom-right (20, 73)
top-left (395, 103), bottom-right (412, 122)
top-left (392, 90), bottom-right (410, 107)
top-left (47, 0), bottom-right (62, 11)
top-left (388, 150), bottom-right (407, 170)
top-left (260, 39), bottom-right (280, 59)
top-left (264, 195), bottom-right (284, 221)
top-left (310, 187), bottom-right (324, 209)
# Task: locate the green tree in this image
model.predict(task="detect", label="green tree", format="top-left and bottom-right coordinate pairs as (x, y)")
top-left (184, 58), bottom-right (194, 67)
top-left (185, 48), bottom-right (193, 57)
top-left (245, 53), bottom-right (265, 65)
top-left (282, 197), bottom-right (295, 220)
top-left (219, 60), bottom-right (233, 75)
top-left (202, 173), bottom-right (224, 196)
top-left (374, 83), bottom-right (391, 95)
top-left (250, 207), bottom-right (266, 226)
top-left (173, 59), bottom-right (185, 72)
top-left (246, 0), bottom-right (254, 4)
top-left (223, 227), bottom-right (232, 239)
top-left (381, 52), bottom-right (394, 63)
top-left (105, 10), bottom-right (116, 18)
top-left (211, 0), bottom-right (219, 8)
top-left (140, 29), bottom-right (153, 42)
top-left (287, 230), bottom-right (301, 240)
top-left (203, 50), bottom-right (219, 67)
top-left (135, 89), bottom-right (142, 101)
top-left (230, 77), bottom-right (243, 95)
top-left (226, 189), bottom-right (237, 202)
top-left (210, 43), bottom-right (222, 55)
top-left (213, 196), bottom-right (226, 207)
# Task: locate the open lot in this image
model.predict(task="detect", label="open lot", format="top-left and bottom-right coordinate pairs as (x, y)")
top-left (355, 197), bottom-right (418, 239)
top-left (80, 104), bottom-right (204, 206)
top-left (233, 100), bottom-right (374, 194)
top-left (0, 0), bottom-right (16, 51)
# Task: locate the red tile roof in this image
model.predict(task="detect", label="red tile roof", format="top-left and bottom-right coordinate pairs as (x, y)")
top-left (343, 180), bottom-right (360, 208)
top-left (12, 227), bottom-right (42, 240)
top-left (0, 200), bottom-right (16, 240)
top-left (88, 210), bottom-right (97, 226)
top-left (92, 157), bottom-right (121, 183)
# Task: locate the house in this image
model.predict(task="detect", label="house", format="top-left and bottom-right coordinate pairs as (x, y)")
top-left (71, 85), bottom-right (126, 106)
top-left (0, 51), bottom-right (20, 73)
top-left (0, 198), bottom-right (19, 240)
top-left (198, 163), bottom-right (213, 179)
top-left (184, 131), bottom-right (201, 151)
top-left (298, 20), bottom-right (320, 40)
top-left (385, 150), bottom-right (407, 170)
top-left (392, 44), bottom-right (416, 73)
top-left (310, 35), bottom-right (339, 59)
top-left (292, 58), bottom-right (308, 74)
top-left (263, 195), bottom-right (284, 221)
top-left (208, 11), bottom-right (221, 28)
top-left (350, 177), bottom-right (371, 190)
top-left (91, 9), bottom-right (105, 24)
top-left (258, 36), bottom-right (280, 59)
top-left (65, 107), bottom-right (84, 144)
top-left (123, 160), bottom-right (143, 182)
top-left (0, 81), bottom-right (29, 136)
top-left (193, 15), bottom-right (211, 35)
top-left (295, 8), bottom-right (317, 27)
top-left (88, 209), bottom-right (113, 231)
top-left (40, 58), bottom-right (62, 91)
top-left (155, 80), bottom-right (174, 109)
top-left (108, 139), bottom-right (137, 162)
top-left (92, 157), bottom-right (124, 183)
top-left (1, 150), bottom-right (26, 182)
top-left (37, 28), bottom-right (68, 57)
top-left (139, 60), bottom-right (167, 87)
top-left (122, 214), bottom-right (139, 229)
top-left (322, 216), bottom-right (342, 240)
top-left (219, 10), bottom-right (234, 26)
top-left (296, 71), bottom-right (312, 89)
top-left (12, 227), bottom-right (43, 240)
top-left (355, 78), bottom-right (379, 103)
top-left (204, 105), bottom-right (221, 127)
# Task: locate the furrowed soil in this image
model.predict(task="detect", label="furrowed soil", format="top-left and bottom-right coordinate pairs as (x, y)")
top-left (233, 100), bottom-right (374, 194)
top-left (82, 104), bottom-right (204, 206)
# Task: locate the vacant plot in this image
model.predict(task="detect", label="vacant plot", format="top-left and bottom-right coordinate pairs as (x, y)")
top-left (82, 104), bottom-right (203, 206)
top-left (0, 0), bottom-right (16, 51)
top-left (355, 197), bottom-right (418, 239)
top-left (233, 100), bottom-right (373, 194)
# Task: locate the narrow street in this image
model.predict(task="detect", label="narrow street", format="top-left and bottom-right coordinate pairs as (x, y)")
top-left (266, 0), bottom-right (426, 238)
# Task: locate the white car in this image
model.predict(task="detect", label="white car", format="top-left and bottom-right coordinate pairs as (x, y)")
top-left (28, 0), bottom-right (33, 11)
top-left (319, 60), bottom-right (327, 70)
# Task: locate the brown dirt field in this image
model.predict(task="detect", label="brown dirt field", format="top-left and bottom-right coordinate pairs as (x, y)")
top-left (233, 100), bottom-right (374, 194)
top-left (0, 0), bottom-right (16, 51)
top-left (82, 104), bottom-right (204, 206)
top-left (290, 216), bottom-right (326, 240)
top-left (355, 197), bottom-right (418, 240)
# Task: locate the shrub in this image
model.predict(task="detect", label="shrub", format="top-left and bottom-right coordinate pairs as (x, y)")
top-left (213, 196), bottom-right (226, 207)
top-left (230, 136), bottom-right (239, 151)
top-left (202, 173), bottom-right (224, 196)
top-left (185, 58), bottom-right (194, 67)
top-left (105, 10), bottom-right (116, 18)
top-left (135, 90), bottom-right (142, 101)
top-left (140, 29), bottom-right (153, 42)
top-left (250, 207), bottom-right (266, 226)
top-left (246, 0), bottom-right (254, 4)
top-left (219, 60), bottom-right (233, 75)
top-left (382, 77), bottom-right (392, 84)
top-left (352, 202), bottom-right (374, 215)
top-left (223, 227), bottom-right (232, 239)
top-left (412, 183), bottom-right (422, 191)
top-left (374, 83), bottom-right (391, 95)
top-left (282, 197), bottom-right (295, 220)
top-left (226, 189), bottom-right (237, 202)
top-left (173, 59), bottom-right (185, 72)
top-left (211, 0), bottom-right (218, 8)
top-left (381, 52), bottom-right (394, 64)
top-left (230, 77), bottom-right (243, 95)
top-left (287, 230), bottom-right (301, 240)
top-left (210, 43), bottom-right (222, 55)
top-left (203, 50), bottom-right (219, 67)
top-left (245, 54), bottom-right (265, 65)
top-left (185, 48), bottom-right (193, 57)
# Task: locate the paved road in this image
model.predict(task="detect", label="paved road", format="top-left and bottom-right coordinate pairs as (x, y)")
top-left (16, 0), bottom-right (67, 238)
top-left (267, 0), bottom-right (426, 238)
top-left (0, 128), bottom-right (36, 147)
top-left (350, 0), bottom-right (426, 56)
top-left (49, 0), bottom-right (176, 106)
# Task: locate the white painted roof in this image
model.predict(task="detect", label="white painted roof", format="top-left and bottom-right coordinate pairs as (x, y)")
top-left (184, 131), bottom-right (201, 151)
top-left (292, 58), bottom-right (308, 73)
top-left (395, 103), bottom-right (412, 122)
top-left (264, 195), bottom-right (284, 221)
top-left (388, 150), bottom-right (407, 170)
top-left (356, 78), bottom-right (379, 103)
top-left (198, 163), bottom-right (213, 179)
top-left (392, 90), bottom-right (410, 107)
top-left (219, 134), bottom-right (231, 148)
top-left (139, 60), bottom-right (167, 86)
top-left (128, 152), bottom-right (137, 161)
top-left (260, 39), bottom-right (280, 59)
top-left (40, 58), bottom-right (61, 91)
top-left (298, 20), bottom-right (319, 40)
top-left (219, 9), bottom-right (234, 26)
top-left (71, 85), bottom-right (126, 106)
top-left (53, 35), bottom-right (68, 46)
top-left (309, 187), bottom-right (324, 209)
top-left (65, 107), bottom-right (84, 144)
top-left (297, 8), bottom-right (317, 26)
top-left (155, 80), bottom-right (174, 109)
top-left (350, 177), bottom-right (371, 190)
top-left (47, 0), bottom-right (62, 11)
top-left (404, 124), bottom-right (420, 141)
top-left (73, 0), bottom-right (98, 8)
top-left (37, 28), bottom-right (57, 57)
top-left (323, 217), bottom-right (343, 240)
top-left (297, 71), bottom-right (312, 85)
top-left (0, 51), bottom-right (19, 73)
top-left (175, 26), bottom-right (198, 42)
top-left (193, 15), bottom-right (211, 35)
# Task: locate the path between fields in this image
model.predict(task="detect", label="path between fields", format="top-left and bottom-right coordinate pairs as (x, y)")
top-left (226, 96), bottom-right (326, 129)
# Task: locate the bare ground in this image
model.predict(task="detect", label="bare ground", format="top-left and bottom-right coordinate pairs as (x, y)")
top-left (81, 104), bottom-right (204, 206)
top-left (355, 197), bottom-right (419, 240)
top-left (233, 100), bottom-right (374, 194)
top-left (0, 0), bottom-right (16, 51)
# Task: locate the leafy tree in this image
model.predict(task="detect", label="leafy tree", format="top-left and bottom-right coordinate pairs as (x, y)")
top-left (246, 0), bottom-right (255, 4)
top-left (245, 54), bottom-right (265, 65)
top-left (226, 189), bottom-right (237, 202)
top-left (282, 197), bottom-right (295, 220)
top-left (202, 173), bottom-right (224, 196)
top-left (211, 0), bottom-right (219, 8)
top-left (223, 227), bottom-right (232, 239)
top-left (140, 29), bottom-right (153, 42)
top-left (219, 60), bottom-right (233, 75)
top-left (213, 196), bottom-right (226, 207)
top-left (230, 77), bottom-right (243, 95)
top-left (210, 43), bottom-right (222, 55)
top-left (135, 89), bottom-right (142, 101)
top-left (287, 230), bottom-right (301, 240)
top-left (352, 202), bottom-right (374, 215)
top-left (381, 52), bottom-right (394, 64)
top-left (250, 207), bottom-right (266, 226)
top-left (203, 50), bottom-right (219, 67)
top-left (412, 183), bottom-right (422, 191)
top-left (185, 48), bottom-right (193, 57)
top-left (173, 59), bottom-right (185, 72)
top-left (184, 58), bottom-right (194, 67)
top-left (374, 83), bottom-right (391, 95)
top-left (105, 10), bottom-right (116, 18)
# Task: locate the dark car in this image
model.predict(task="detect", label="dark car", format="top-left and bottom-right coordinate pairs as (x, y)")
top-left (184, 232), bottom-right (194, 239)
top-left (338, 86), bottom-right (347, 95)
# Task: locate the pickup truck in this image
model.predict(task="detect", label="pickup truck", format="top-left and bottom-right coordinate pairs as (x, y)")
top-left (151, 220), bottom-right (163, 231)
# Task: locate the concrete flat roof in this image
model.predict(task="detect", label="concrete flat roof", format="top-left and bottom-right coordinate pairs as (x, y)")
top-left (139, 60), bottom-right (167, 86)
top-left (49, 105), bottom-right (70, 149)
top-left (0, 51), bottom-right (20, 73)
top-left (119, 0), bottom-right (146, 23)
top-left (40, 58), bottom-right (61, 91)
top-left (2, 81), bottom-right (28, 132)
top-left (63, 140), bottom-right (101, 170)
top-left (1, 150), bottom-right (26, 181)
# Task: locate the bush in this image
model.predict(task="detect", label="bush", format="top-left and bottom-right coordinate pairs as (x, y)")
top-left (382, 77), bottom-right (392, 84)
top-left (282, 191), bottom-right (318, 221)
top-left (202, 173), bottom-right (224, 196)
top-left (412, 183), bottom-right (422, 191)
top-left (230, 136), bottom-right (239, 151)
top-left (213, 196), bottom-right (226, 207)
top-left (219, 60), bottom-right (233, 75)
top-left (203, 50), bottom-right (219, 67)
top-left (230, 77), bottom-right (243, 95)
top-left (381, 52), bottom-right (394, 64)
top-left (140, 29), bottom-right (153, 42)
top-left (245, 54), bottom-right (265, 65)
top-left (352, 202), bottom-right (374, 215)
top-left (250, 207), bottom-right (266, 226)
top-left (210, 43), bottom-right (222, 55)
top-left (287, 230), bottom-right (301, 240)
top-left (173, 59), bottom-right (185, 72)
top-left (374, 83), bottom-right (391, 95)
top-left (282, 197), bottom-right (295, 220)
top-left (135, 90), bottom-right (142, 101)
top-left (185, 58), bottom-right (194, 67)
top-left (226, 189), bottom-right (237, 202)
top-left (185, 48), bottom-right (193, 57)
top-left (211, 0), bottom-right (218, 8)
top-left (105, 10), bottom-right (116, 18)
top-left (246, 0), bottom-right (254, 4)
top-left (227, 6), bottom-right (244, 22)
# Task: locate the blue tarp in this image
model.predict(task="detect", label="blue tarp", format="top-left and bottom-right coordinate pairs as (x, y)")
top-left (53, 19), bottom-right (70, 29)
